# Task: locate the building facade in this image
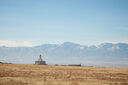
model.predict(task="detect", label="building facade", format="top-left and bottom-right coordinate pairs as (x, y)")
top-left (35, 54), bottom-right (46, 65)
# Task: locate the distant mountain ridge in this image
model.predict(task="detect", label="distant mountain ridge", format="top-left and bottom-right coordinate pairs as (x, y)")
top-left (0, 42), bottom-right (128, 67)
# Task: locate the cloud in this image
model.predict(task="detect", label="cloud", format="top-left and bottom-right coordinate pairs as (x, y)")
top-left (0, 40), bottom-right (33, 47)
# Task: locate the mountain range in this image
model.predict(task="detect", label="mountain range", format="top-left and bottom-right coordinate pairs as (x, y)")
top-left (0, 42), bottom-right (128, 67)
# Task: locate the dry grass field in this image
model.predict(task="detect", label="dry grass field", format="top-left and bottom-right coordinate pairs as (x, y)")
top-left (0, 64), bottom-right (128, 85)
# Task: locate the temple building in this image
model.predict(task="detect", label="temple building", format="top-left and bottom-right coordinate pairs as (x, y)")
top-left (35, 54), bottom-right (46, 65)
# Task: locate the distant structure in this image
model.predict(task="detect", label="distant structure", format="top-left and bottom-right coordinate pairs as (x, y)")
top-left (68, 64), bottom-right (81, 66)
top-left (35, 54), bottom-right (46, 65)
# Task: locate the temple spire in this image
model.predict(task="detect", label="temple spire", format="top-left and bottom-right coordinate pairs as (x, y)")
top-left (38, 54), bottom-right (43, 61)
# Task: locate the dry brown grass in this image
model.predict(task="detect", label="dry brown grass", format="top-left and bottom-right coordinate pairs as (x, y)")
top-left (0, 64), bottom-right (128, 85)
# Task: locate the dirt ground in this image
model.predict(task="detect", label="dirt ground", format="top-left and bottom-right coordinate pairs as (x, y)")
top-left (0, 64), bottom-right (128, 85)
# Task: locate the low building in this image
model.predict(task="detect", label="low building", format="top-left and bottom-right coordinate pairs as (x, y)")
top-left (68, 64), bottom-right (81, 66)
top-left (35, 54), bottom-right (46, 65)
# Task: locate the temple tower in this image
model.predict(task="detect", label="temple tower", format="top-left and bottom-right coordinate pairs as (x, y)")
top-left (35, 54), bottom-right (46, 65)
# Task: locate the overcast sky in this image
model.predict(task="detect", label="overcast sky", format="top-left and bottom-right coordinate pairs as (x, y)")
top-left (0, 0), bottom-right (128, 46)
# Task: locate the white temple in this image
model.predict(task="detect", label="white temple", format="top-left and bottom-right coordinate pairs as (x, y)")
top-left (35, 54), bottom-right (46, 65)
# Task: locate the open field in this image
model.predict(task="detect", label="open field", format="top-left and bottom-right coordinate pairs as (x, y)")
top-left (0, 64), bottom-right (128, 85)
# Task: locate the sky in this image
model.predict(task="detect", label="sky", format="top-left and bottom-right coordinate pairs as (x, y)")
top-left (0, 0), bottom-right (128, 46)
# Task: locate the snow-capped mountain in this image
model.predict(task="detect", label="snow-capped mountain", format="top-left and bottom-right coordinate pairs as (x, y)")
top-left (0, 42), bottom-right (128, 67)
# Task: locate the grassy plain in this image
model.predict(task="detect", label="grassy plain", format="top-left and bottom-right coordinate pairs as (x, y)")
top-left (0, 64), bottom-right (128, 85)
